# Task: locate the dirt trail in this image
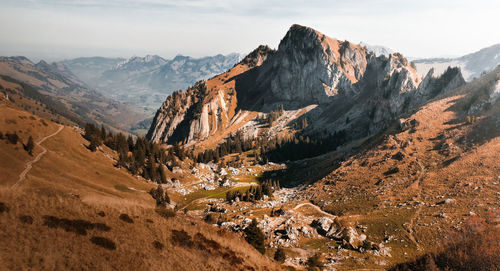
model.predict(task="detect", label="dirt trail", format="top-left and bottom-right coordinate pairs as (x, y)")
top-left (11, 125), bottom-right (64, 189)
top-left (293, 202), bottom-right (337, 218)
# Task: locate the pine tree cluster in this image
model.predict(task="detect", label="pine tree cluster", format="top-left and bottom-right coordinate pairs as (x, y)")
top-left (260, 130), bottom-right (348, 162)
top-left (226, 179), bottom-right (280, 202)
top-left (195, 129), bottom-right (348, 165)
top-left (149, 184), bottom-right (171, 208)
top-left (267, 104), bottom-right (284, 126)
top-left (194, 130), bottom-right (252, 163)
top-left (83, 123), bottom-right (170, 184)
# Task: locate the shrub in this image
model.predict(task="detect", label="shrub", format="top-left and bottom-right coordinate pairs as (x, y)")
top-left (152, 240), bottom-right (164, 250)
top-left (90, 236), bottom-right (116, 250)
top-left (42, 215), bottom-right (111, 235)
top-left (171, 229), bottom-right (193, 247)
top-left (19, 215), bottom-right (33, 224)
top-left (6, 133), bottom-right (19, 144)
top-left (194, 233), bottom-right (222, 251)
top-left (0, 202), bottom-right (9, 214)
top-left (93, 223), bottom-right (111, 232)
top-left (119, 213), bottom-right (134, 223)
top-left (306, 253), bottom-right (323, 269)
top-left (274, 247), bottom-right (286, 263)
top-left (155, 208), bottom-right (176, 219)
top-left (204, 213), bottom-right (217, 224)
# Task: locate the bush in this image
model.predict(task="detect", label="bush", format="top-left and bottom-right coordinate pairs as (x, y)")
top-left (0, 202), bottom-right (9, 214)
top-left (152, 240), bottom-right (164, 250)
top-left (306, 253), bottom-right (323, 269)
top-left (19, 215), bottom-right (33, 224)
top-left (274, 247), bottom-right (286, 263)
top-left (155, 208), bottom-right (176, 219)
top-left (204, 213), bottom-right (217, 224)
top-left (42, 215), bottom-right (111, 235)
top-left (171, 229), bottom-right (193, 247)
top-left (119, 213), bottom-right (134, 223)
top-left (90, 236), bottom-right (116, 250)
top-left (6, 133), bottom-right (19, 144)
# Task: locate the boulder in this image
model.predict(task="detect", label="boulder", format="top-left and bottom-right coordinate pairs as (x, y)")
top-left (341, 227), bottom-right (366, 250)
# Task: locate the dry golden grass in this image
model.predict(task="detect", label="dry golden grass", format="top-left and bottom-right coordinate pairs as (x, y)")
top-left (305, 82), bottom-right (500, 268)
top-left (0, 100), bottom-right (283, 270)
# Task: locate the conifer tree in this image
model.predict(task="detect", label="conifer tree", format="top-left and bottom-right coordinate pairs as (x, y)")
top-left (274, 247), bottom-right (286, 263)
top-left (25, 136), bottom-right (34, 155)
top-left (244, 219), bottom-right (266, 254)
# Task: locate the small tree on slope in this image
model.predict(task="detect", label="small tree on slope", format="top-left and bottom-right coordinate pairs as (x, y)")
top-left (244, 219), bottom-right (266, 254)
top-left (25, 136), bottom-right (34, 155)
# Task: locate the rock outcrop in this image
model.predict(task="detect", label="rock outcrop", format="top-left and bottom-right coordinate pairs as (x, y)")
top-left (147, 24), bottom-right (466, 146)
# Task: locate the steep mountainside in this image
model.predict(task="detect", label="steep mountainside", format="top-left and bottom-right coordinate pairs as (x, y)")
top-left (0, 56), bottom-right (144, 132)
top-left (299, 66), bottom-right (500, 268)
top-left (147, 25), bottom-right (465, 150)
top-left (414, 43), bottom-right (500, 81)
top-left (61, 54), bottom-right (241, 116)
top-left (140, 67), bottom-right (499, 270)
top-left (0, 96), bottom-right (281, 270)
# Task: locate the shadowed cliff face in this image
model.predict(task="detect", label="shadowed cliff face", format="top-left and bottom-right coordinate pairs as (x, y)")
top-left (256, 24), bottom-right (368, 105)
top-left (147, 24), bottom-right (465, 146)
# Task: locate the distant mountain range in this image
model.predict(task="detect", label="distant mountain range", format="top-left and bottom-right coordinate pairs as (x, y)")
top-left (60, 53), bottom-right (241, 115)
top-left (0, 56), bottom-right (143, 132)
top-left (360, 42), bottom-right (500, 81)
top-left (413, 44), bottom-right (500, 81)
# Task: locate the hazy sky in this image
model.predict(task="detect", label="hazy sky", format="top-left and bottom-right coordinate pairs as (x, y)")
top-left (0, 0), bottom-right (499, 61)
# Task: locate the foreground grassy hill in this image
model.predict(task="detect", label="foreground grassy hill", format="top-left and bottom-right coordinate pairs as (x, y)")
top-left (0, 97), bottom-right (281, 270)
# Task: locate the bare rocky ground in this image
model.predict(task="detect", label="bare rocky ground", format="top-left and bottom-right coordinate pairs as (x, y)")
top-left (161, 69), bottom-right (500, 269)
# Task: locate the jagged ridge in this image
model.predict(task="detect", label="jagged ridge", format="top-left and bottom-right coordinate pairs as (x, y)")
top-left (147, 24), bottom-right (465, 149)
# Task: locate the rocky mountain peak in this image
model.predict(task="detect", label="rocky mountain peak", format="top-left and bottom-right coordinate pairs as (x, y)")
top-left (239, 45), bottom-right (275, 68)
top-left (147, 24), bottom-right (465, 146)
top-left (249, 25), bottom-right (370, 105)
top-left (115, 55), bottom-right (167, 71)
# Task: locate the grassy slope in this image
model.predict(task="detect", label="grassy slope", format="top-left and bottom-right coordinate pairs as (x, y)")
top-left (304, 70), bottom-right (500, 269)
top-left (0, 98), bottom-right (282, 270)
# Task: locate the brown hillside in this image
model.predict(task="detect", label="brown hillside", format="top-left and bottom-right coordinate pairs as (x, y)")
top-left (302, 68), bottom-right (500, 267)
top-left (0, 97), bottom-right (282, 270)
top-left (0, 57), bottom-right (145, 133)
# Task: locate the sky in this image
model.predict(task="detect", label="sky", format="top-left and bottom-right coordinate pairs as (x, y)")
top-left (0, 0), bottom-right (499, 61)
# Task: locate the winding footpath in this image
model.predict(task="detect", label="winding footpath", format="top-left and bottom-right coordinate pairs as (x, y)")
top-left (11, 125), bottom-right (64, 189)
top-left (293, 202), bottom-right (337, 218)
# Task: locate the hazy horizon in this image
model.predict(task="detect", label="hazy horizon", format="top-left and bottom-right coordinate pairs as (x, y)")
top-left (1, 0), bottom-right (499, 62)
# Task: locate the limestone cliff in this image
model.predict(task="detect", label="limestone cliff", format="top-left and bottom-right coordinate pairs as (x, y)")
top-left (147, 24), bottom-right (465, 147)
